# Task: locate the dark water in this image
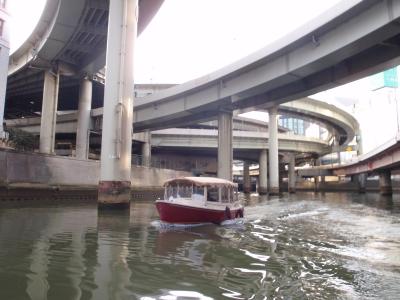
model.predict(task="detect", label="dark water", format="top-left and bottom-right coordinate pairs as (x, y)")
top-left (0, 192), bottom-right (399, 300)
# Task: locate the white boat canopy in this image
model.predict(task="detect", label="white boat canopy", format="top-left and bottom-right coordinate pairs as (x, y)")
top-left (164, 177), bottom-right (238, 188)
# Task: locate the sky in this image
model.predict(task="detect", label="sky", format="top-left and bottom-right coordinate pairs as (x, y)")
top-left (9, 0), bottom-right (400, 154)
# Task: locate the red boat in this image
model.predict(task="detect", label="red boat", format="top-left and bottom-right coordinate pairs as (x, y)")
top-left (155, 177), bottom-right (244, 225)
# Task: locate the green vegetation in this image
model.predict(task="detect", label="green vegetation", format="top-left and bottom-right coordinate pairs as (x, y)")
top-left (6, 128), bottom-right (38, 151)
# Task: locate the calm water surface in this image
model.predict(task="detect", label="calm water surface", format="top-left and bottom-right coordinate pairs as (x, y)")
top-left (0, 192), bottom-right (399, 299)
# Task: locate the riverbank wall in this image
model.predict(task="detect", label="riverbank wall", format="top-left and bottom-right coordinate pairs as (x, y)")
top-left (0, 149), bottom-right (191, 202)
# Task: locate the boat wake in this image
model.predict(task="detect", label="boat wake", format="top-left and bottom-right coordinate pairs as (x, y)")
top-left (151, 220), bottom-right (213, 230)
top-left (151, 218), bottom-right (245, 230)
top-left (220, 218), bottom-right (245, 226)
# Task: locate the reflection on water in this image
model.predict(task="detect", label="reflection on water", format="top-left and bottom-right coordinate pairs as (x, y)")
top-left (0, 193), bottom-right (399, 299)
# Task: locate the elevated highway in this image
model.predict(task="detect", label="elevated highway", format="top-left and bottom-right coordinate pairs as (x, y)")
top-left (333, 134), bottom-right (400, 176)
top-left (151, 128), bottom-right (328, 161)
top-left (130, 0), bottom-right (400, 137)
top-left (7, 0), bottom-right (164, 100)
top-left (296, 134), bottom-right (400, 195)
top-left (4, 0), bottom-right (397, 145)
top-left (5, 97), bottom-right (354, 158)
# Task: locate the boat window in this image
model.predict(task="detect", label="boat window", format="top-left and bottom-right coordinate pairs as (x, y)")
top-left (166, 185), bottom-right (173, 199)
top-left (166, 184), bottom-right (178, 199)
top-left (221, 187), bottom-right (229, 203)
top-left (207, 187), bottom-right (219, 202)
top-left (172, 185), bottom-right (178, 198)
top-left (178, 185), bottom-right (192, 198)
top-left (193, 186), bottom-right (204, 200)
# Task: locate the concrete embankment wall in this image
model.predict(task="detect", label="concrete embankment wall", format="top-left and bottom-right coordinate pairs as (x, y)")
top-left (285, 180), bottom-right (400, 192)
top-left (0, 149), bottom-right (191, 202)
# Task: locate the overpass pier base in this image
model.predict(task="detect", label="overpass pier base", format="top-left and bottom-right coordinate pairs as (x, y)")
top-left (268, 107), bottom-right (279, 195)
top-left (141, 130), bottom-right (151, 167)
top-left (258, 149), bottom-right (268, 194)
top-left (98, 0), bottom-right (138, 209)
top-left (217, 111), bottom-right (233, 181)
top-left (243, 161), bottom-right (251, 193)
top-left (379, 171), bottom-right (392, 195)
top-left (288, 154), bottom-right (296, 193)
top-left (357, 173), bottom-right (367, 193)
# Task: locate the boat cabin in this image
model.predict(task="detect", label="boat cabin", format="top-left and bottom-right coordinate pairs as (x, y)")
top-left (163, 177), bottom-right (238, 204)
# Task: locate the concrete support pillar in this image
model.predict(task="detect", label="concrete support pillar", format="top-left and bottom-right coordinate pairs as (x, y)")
top-left (217, 110), bottom-right (233, 180)
top-left (75, 77), bottom-right (92, 160)
top-left (268, 106), bottom-right (279, 195)
top-left (39, 70), bottom-right (60, 154)
top-left (356, 132), bottom-right (363, 156)
top-left (258, 149), bottom-right (268, 194)
top-left (314, 176), bottom-right (319, 192)
top-left (379, 171), bottom-right (392, 195)
top-left (0, 3), bottom-right (9, 140)
top-left (141, 130), bottom-right (151, 167)
top-left (357, 173), bottom-right (367, 193)
top-left (288, 154), bottom-right (296, 193)
top-left (243, 161), bottom-right (251, 193)
top-left (98, 0), bottom-right (138, 209)
top-left (335, 135), bottom-right (341, 165)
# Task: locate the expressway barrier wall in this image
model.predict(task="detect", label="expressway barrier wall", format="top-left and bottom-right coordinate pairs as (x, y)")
top-left (292, 179), bottom-right (400, 193)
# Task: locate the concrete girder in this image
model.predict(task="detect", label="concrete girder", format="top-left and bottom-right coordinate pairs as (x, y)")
top-left (151, 128), bottom-right (329, 154)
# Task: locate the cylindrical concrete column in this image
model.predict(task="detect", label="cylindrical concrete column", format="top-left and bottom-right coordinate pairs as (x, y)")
top-left (358, 173), bottom-right (367, 193)
top-left (40, 70), bottom-right (60, 154)
top-left (243, 161), bottom-right (251, 193)
top-left (76, 77), bottom-right (92, 160)
top-left (379, 171), bottom-right (392, 195)
top-left (258, 149), bottom-right (268, 194)
top-left (268, 106), bottom-right (279, 195)
top-left (217, 111), bottom-right (233, 180)
top-left (141, 130), bottom-right (151, 167)
top-left (98, 0), bottom-right (138, 209)
top-left (0, 1), bottom-right (10, 139)
top-left (288, 154), bottom-right (296, 193)
top-left (335, 135), bottom-right (341, 165)
top-left (314, 176), bottom-right (319, 192)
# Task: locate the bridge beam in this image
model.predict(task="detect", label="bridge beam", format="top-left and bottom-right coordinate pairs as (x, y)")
top-left (217, 111), bottom-right (233, 180)
top-left (243, 161), bottom-right (251, 193)
top-left (258, 149), bottom-right (268, 194)
top-left (39, 70), bottom-right (59, 154)
top-left (98, 0), bottom-right (138, 209)
top-left (379, 171), bottom-right (392, 196)
top-left (268, 106), bottom-right (279, 195)
top-left (76, 77), bottom-right (92, 160)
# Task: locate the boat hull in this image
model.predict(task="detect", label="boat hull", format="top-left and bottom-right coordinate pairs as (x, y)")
top-left (155, 201), bottom-right (243, 225)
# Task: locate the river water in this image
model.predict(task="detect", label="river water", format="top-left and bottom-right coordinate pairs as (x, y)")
top-left (0, 192), bottom-right (399, 299)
